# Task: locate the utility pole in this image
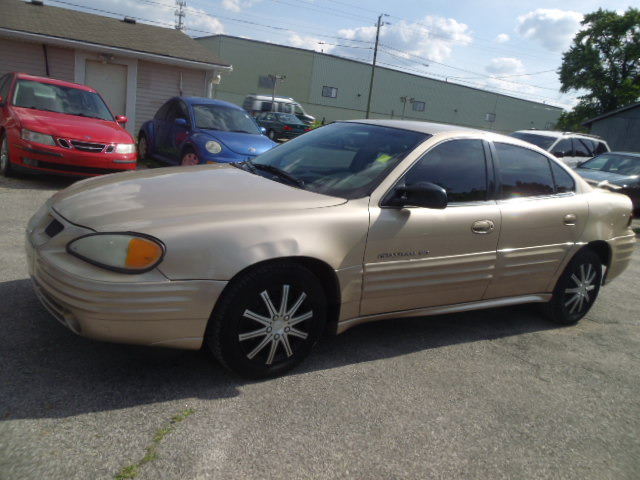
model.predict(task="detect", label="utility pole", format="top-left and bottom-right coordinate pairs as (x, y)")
top-left (175, 0), bottom-right (186, 31)
top-left (269, 74), bottom-right (286, 111)
top-left (365, 14), bottom-right (388, 119)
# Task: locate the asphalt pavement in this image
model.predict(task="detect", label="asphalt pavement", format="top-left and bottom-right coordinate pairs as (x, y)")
top-left (1, 173), bottom-right (639, 480)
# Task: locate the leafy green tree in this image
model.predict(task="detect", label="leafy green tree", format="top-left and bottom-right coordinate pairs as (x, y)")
top-left (558, 8), bottom-right (640, 124)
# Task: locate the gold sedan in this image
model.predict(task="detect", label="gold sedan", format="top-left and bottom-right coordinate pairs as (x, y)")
top-left (26, 121), bottom-right (636, 378)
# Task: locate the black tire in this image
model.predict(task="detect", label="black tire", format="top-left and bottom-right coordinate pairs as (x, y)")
top-left (1, 132), bottom-right (14, 177)
top-left (180, 147), bottom-right (199, 166)
top-left (206, 261), bottom-right (326, 378)
top-left (267, 130), bottom-right (276, 140)
top-left (542, 248), bottom-right (602, 325)
top-left (137, 132), bottom-right (148, 161)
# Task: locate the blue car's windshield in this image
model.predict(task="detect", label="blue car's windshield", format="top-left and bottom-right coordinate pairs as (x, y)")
top-left (251, 122), bottom-right (429, 199)
top-left (13, 80), bottom-right (114, 121)
top-left (193, 104), bottom-right (261, 134)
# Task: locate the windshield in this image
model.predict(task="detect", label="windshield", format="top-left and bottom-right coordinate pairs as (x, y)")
top-left (510, 132), bottom-right (557, 150)
top-left (276, 113), bottom-right (302, 123)
top-left (581, 154), bottom-right (640, 176)
top-left (252, 122), bottom-right (429, 199)
top-left (12, 79), bottom-right (114, 121)
top-left (193, 104), bottom-right (261, 134)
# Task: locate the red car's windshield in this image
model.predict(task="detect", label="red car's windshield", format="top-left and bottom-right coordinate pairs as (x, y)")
top-left (12, 79), bottom-right (114, 121)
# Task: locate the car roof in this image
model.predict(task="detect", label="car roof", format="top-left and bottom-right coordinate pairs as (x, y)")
top-left (345, 119), bottom-right (486, 136)
top-left (178, 96), bottom-right (244, 110)
top-left (513, 129), bottom-right (605, 141)
top-left (12, 72), bottom-right (96, 92)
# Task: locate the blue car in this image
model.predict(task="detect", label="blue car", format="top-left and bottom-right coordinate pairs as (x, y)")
top-left (138, 97), bottom-right (277, 166)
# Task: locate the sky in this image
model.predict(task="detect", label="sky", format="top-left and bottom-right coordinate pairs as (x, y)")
top-left (47, 0), bottom-right (636, 110)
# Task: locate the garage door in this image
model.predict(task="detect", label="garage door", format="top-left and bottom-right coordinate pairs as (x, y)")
top-left (85, 60), bottom-right (127, 116)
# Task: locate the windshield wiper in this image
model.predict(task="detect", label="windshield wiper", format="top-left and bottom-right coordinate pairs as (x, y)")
top-left (231, 160), bottom-right (257, 174)
top-left (230, 129), bottom-right (254, 134)
top-left (251, 162), bottom-right (305, 188)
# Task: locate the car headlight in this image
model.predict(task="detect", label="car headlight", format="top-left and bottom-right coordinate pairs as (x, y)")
top-left (205, 141), bottom-right (222, 154)
top-left (67, 233), bottom-right (165, 273)
top-left (115, 143), bottom-right (136, 154)
top-left (21, 128), bottom-right (55, 146)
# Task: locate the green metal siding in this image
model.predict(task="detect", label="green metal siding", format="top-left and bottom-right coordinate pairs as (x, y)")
top-left (197, 35), bottom-right (562, 132)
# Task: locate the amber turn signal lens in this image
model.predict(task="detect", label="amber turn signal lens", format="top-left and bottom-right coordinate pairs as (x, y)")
top-left (126, 237), bottom-right (164, 269)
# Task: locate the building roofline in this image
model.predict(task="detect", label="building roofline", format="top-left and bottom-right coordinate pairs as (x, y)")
top-left (582, 101), bottom-right (640, 126)
top-left (1, 27), bottom-right (232, 71)
top-left (198, 34), bottom-right (562, 111)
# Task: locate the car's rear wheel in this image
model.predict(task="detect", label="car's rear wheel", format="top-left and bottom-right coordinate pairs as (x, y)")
top-left (206, 261), bottom-right (326, 378)
top-left (181, 148), bottom-right (199, 166)
top-left (1, 132), bottom-right (14, 177)
top-left (542, 248), bottom-right (602, 325)
top-left (137, 133), bottom-right (148, 161)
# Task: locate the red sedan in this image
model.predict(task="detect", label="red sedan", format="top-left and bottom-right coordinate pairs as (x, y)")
top-left (0, 72), bottom-right (137, 177)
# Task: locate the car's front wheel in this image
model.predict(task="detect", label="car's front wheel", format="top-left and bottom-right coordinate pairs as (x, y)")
top-left (137, 133), bottom-right (149, 162)
top-left (1, 132), bottom-right (14, 177)
top-left (267, 130), bottom-right (276, 140)
top-left (206, 261), bottom-right (326, 378)
top-left (543, 248), bottom-right (602, 324)
top-left (181, 148), bottom-right (199, 166)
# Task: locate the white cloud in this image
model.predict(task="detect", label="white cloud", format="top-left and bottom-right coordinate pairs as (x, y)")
top-left (517, 9), bottom-right (583, 52)
top-left (222, 0), bottom-right (258, 13)
top-left (486, 57), bottom-right (525, 75)
top-left (337, 15), bottom-right (472, 64)
top-left (186, 8), bottom-right (225, 35)
top-left (288, 34), bottom-right (331, 52)
top-left (495, 33), bottom-right (510, 43)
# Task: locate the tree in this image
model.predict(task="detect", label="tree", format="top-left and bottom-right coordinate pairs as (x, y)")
top-left (558, 8), bottom-right (640, 124)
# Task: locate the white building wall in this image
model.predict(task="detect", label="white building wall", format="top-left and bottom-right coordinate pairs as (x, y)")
top-left (0, 38), bottom-right (74, 81)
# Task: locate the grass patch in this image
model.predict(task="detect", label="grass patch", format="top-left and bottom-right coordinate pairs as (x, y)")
top-left (113, 408), bottom-right (195, 480)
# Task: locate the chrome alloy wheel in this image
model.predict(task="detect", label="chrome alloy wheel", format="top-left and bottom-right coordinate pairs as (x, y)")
top-left (563, 263), bottom-right (597, 315)
top-left (239, 285), bottom-right (313, 365)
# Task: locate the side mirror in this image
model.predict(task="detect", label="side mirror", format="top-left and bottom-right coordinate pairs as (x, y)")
top-left (385, 181), bottom-right (448, 209)
top-left (552, 151), bottom-right (565, 158)
top-left (174, 117), bottom-right (188, 127)
top-left (115, 115), bottom-right (128, 124)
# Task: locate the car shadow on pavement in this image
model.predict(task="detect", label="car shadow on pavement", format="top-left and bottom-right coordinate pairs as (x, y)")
top-left (0, 278), bottom-right (559, 420)
top-left (0, 173), bottom-right (78, 191)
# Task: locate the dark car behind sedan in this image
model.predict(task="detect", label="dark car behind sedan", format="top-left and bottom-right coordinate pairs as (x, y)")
top-left (575, 152), bottom-right (640, 215)
top-left (255, 112), bottom-right (309, 141)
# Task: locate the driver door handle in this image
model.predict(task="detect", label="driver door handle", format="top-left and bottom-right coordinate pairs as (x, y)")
top-left (471, 220), bottom-right (495, 234)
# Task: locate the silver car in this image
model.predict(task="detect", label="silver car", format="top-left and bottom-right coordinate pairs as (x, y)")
top-left (26, 121), bottom-right (636, 378)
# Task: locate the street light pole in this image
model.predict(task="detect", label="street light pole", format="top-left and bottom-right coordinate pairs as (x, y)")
top-left (365, 14), bottom-right (387, 119)
top-left (269, 74), bottom-right (286, 111)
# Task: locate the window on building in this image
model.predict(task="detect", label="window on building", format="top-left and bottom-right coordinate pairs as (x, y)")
top-left (412, 101), bottom-right (425, 112)
top-left (322, 86), bottom-right (338, 98)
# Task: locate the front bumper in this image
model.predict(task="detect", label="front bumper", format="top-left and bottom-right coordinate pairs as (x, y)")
top-left (26, 206), bottom-right (226, 349)
top-left (12, 137), bottom-right (137, 176)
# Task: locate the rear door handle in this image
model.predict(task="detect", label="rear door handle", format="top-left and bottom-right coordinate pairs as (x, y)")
top-left (564, 214), bottom-right (577, 226)
top-left (471, 220), bottom-right (495, 234)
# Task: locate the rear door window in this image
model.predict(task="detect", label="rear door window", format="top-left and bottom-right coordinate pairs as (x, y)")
top-left (495, 143), bottom-right (555, 198)
top-left (573, 138), bottom-right (591, 157)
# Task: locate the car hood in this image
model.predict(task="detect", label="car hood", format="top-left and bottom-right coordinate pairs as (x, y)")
top-left (13, 107), bottom-right (133, 143)
top-left (200, 129), bottom-right (276, 156)
top-left (576, 168), bottom-right (639, 186)
top-left (50, 164), bottom-right (346, 231)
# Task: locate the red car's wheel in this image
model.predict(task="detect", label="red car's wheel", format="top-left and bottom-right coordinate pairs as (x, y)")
top-left (0, 132), bottom-right (14, 177)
